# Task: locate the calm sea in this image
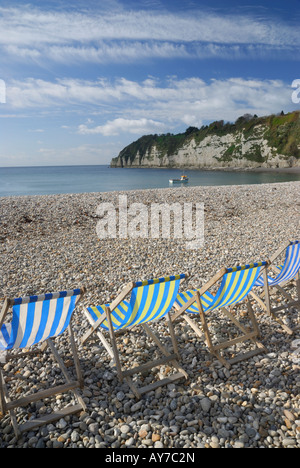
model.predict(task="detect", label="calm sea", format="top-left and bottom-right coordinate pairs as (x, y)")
top-left (0, 165), bottom-right (300, 197)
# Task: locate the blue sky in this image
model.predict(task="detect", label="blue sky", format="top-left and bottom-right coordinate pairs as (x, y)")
top-left (0, 0), bottom-right (299, 166)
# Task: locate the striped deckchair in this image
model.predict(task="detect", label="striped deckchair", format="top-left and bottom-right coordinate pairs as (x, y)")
top-left (81, 275), bottom-right (188, 398)
top-left (171, 262), bottom-right (268, 368)
top-left (0, 288), bottom-right (86, 437)
top-left (251, 241), bottom-right (300, 334)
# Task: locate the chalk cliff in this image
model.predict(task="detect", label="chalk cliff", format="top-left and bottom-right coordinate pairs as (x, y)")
top-left (111, 111), bottom-right (300, 169)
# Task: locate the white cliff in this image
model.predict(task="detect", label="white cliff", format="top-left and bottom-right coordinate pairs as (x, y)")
top-left (112, 114), bottom-right (300, 169)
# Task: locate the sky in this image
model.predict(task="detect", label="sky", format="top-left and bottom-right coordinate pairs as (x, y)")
top-left (0, 0), bottom-right (299, 167)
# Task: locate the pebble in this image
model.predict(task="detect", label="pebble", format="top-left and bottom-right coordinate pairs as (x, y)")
top-left (200, 397), bottom-right (212, 413)
top-left (0, 182), bottom-right (299, 448)
top-left (120, 425), bottom-right (131, 434)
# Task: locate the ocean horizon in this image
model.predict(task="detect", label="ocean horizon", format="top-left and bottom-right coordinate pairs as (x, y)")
top-left (0, 164), bottom-right (300, 197)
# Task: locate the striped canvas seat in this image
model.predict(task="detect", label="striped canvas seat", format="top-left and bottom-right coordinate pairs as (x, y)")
top-left (175, 290), bottom-right (214, 314)
top-left (86, 275), bottom-right (185, 332)
top-left (0, 287), bottom-right (86, 437)
top-left (251, 241), bottom-right (300, 335)
top-left (82, 274), bottom-right (188, 398)
top-left (0, 289), bottom-right (82, 350)
top-left (176, 262), bottom-right (267, 314)
top-left (172, 262), bottom-right (267, 368)
top-left (254, 241), bottom-right (300, 287)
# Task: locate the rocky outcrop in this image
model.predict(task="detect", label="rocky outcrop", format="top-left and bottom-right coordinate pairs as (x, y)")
top-left (111, 111), bottom-right (300, 169)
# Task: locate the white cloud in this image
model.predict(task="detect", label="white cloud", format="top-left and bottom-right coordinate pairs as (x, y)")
top-left (0, 5), bottom-right (299, 64)
top-left (78, 118), bottom-right (166, 136)
top-left (0, 6), bottom-right (298, 46)
top-left (5, 76), bottom-right (294, 133)
top-left (45, 42), bottom-right (190, 63)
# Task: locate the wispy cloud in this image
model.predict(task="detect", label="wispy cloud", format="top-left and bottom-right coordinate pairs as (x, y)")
top-left (78, 117), bottom-right (167, 136)
top-left (5, 76), bottom-right (294, 133)
top-left (5, 76), bottom-right (291, 114)
top-left (0, 5), bottom-right (299, 64)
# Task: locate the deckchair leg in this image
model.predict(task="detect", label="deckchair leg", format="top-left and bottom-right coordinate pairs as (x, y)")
top-left (296, 271), bottom-right (300, 303)
top-left (0, 366), bottom-right (21, 438)
top-left (105, 306), bottom-right (123, 381)
top-left (195, 291), bottom-right (214, 351)
top-left (261, 270), bottom-right (296, 335)
top-left (167, 311), bottom-right (179, 356)
top-left (68, 325), bottom-right (84, 389)
top-left (96, 330), bottom-right (115, 359)
top-left (82, 306), bottom-right (115, 359)
top-left (0, 366), bottom-right (6, 415)
top-left (188, 292), bottom-right (229, 369)
top-left (247, 297), bottom-right (260, 338)
top-left (194, 291), bottom-right (266, 368)
top-left (253, 266), bottom-right (300, 335)
top-left (263, 269), bottom-right (272, 317)
top-left (119, 321), bottom-right (188, 399)
top-left (182, 314), bottom-right (205, 340)
top-left (46, 336), bottom-right (86, 411)
top-left (142, 323), bottom-right (188, 379)
top-left (0, 334), bottom-right (86, 438)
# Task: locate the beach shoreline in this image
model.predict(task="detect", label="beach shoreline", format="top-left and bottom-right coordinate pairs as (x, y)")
top-left (109, 164), bottom-right (300, 173)
top-left (0, 181), bottom-right (299, 448)
top-left (1, 165), bottom-right (300, 199)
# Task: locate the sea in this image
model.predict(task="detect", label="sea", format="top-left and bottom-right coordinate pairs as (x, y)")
top-left (0, 165), bottom-right (300, 197)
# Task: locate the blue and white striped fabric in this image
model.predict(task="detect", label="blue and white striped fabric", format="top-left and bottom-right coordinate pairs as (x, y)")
top-left (255, 241), bottom-right (300, 287)
top-left (86, 274), bottom-right (185, 332)
top-left (176, 262), bottom-right (266, 314)
top-left (0, 289), bottom-right (82, 350)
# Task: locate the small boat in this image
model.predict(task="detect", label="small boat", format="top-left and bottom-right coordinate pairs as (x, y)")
top-left (169, 174), bottom-right (189, 184)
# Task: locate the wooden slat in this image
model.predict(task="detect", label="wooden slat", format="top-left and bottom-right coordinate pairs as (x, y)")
top-left (6, 381), bottom-right (80, 411)
top-left (271, 300), bottom-right (300, 313)
top-left (81, 282), bottom-right (135, 345)
top-left (228, 348), bottom-right (266, 365)
top-left (105, 306), bottom-right (123, 381)
top-left (183, 314), bottom-right (204, 339)
top-left (0, 298), bottom-right (10, 333)
top-left (81, 308), bottom-right (107, 344)
top-left (269, 241), bottom-right (290, 263)
top-left (139, 372), bottom-right (186, 395)
top-left (19, 404), bottom-right (83, 434)
top-left (122, 354), bottom-right (178, 377)
top-left (171, 294), bottom-right (198, 322)
top-left (212, 331), bottom-right (258, 351)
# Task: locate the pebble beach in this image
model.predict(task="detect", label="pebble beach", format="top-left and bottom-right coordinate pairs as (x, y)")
top-left (0, 181), bottom-right (299, 449)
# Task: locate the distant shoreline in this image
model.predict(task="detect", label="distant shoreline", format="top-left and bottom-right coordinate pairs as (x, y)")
top-left (110, 164), bottom-right (300, 173)
top-left (250, 166), bottom-right (300, 173)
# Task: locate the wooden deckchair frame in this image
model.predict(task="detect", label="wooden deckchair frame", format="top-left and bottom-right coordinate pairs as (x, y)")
top-left (81, 279), bottom-right (188, 399)
top-left (171, 266), bottom-right (267, 369)
top-left (0, 288), bottom-right (87, 438)
top-left (250, 241), bottom-right (300, 335)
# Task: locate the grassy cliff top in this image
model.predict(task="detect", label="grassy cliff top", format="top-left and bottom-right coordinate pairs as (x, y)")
top-left (111, 110), bottom-right (300, 166)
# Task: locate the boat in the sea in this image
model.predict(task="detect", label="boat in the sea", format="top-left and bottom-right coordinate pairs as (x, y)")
top-left (169, 174), bottom-right (189, 184)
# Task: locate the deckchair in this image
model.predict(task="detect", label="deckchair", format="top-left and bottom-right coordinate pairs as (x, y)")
top-left (171, 262), bottom-right (268, 369)
top-left (251, 241), bottom-right (300, 334)
top-left (0, 287), bottom-right (86, 437)
top-left (81, 275), bottom-right (188, 398)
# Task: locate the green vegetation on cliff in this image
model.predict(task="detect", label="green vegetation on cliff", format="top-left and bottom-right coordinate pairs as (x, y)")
top-left (111, 110), bottom-right (300, 167)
